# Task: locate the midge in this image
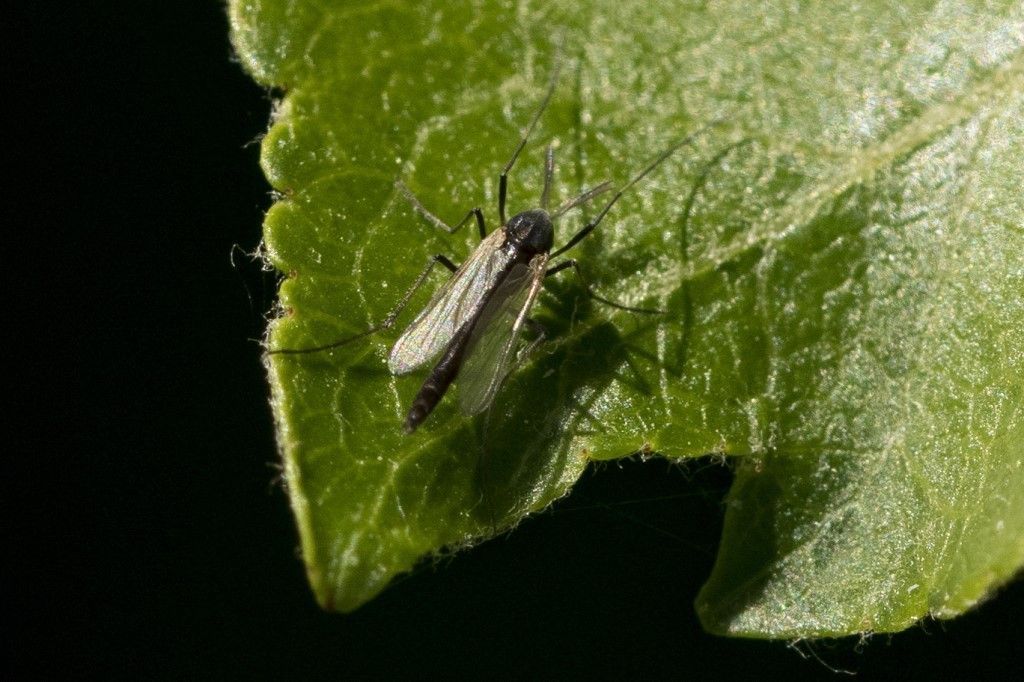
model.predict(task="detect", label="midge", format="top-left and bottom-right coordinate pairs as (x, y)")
top-left (271, 67), bottom-right (716, 433)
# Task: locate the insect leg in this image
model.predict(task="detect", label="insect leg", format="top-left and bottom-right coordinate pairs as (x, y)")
top-left (267, 254), bottom-right (459, 355)
top-left (433, 255), bottom-right (459, 272)
top-left (499, 63), bottom-right (561, 224)
top-left (546, 259), bottom-right (664, 314)
top-left (396, 180), bottom-right (486, 239)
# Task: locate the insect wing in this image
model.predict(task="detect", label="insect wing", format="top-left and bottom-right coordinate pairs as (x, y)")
top-left (458, 253), bottom-right (548, 415)
top-left (388, 228), bottom-right (511, 375)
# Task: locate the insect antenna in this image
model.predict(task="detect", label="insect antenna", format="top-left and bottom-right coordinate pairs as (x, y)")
top-left (550, 118), bottom-right (725, 258)
top-left (499, 61), bottom-right (562, 224)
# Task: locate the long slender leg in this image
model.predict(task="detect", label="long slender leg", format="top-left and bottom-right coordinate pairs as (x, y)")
top-left (550, 118), bottom-right (725, 258)
top-left (396, 180), bottom-right (486, 239)
top-left (268, 254), bottom-right (459, 355)
top-left (499, 63), bottom-right (562, 225)
top-left (546, 259), bottom-right (664, 314)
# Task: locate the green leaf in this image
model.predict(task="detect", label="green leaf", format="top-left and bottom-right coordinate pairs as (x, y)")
top-left (229, 0), bottom-right (1024, 633)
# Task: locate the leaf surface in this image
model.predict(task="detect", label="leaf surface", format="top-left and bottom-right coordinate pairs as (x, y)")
top-left (230, 0), bottom-right (1024, 633)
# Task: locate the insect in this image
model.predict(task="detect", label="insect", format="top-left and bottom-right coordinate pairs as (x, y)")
top-left (270, 67), bottom-right (717, 433)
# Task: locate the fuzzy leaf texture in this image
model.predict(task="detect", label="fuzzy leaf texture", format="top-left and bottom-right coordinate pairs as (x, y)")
top-left (229, 0), bottom-right (1024, 635)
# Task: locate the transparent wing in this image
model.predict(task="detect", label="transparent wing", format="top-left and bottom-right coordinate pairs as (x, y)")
top-left (389, 228), bottom-right (511, 375)
top-left (458, 253), bottom-right (548, 415)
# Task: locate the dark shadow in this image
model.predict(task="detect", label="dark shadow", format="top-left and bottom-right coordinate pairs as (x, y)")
top-left (470, 283), bottom-right (647, 526)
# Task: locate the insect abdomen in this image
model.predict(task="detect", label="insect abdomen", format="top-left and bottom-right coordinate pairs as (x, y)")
top-left (403, 324), bottom-right (474, 433)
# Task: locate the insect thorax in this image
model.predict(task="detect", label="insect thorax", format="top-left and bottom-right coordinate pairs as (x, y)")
top-left (504, 209), bottom-right (553, 254)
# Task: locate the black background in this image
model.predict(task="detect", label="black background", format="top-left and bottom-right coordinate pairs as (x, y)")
top-left (12, 2), bottom-right (1021, 679)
